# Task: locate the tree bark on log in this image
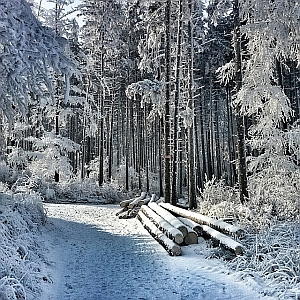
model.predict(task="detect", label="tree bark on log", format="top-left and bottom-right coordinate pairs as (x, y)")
top-left (120, 199), bottom-right (133, 208)
top-left (178, 217), bottom-right (203, 236)
top-left (137, 211), bottom-right (182, 256)
top-left (148, 202), bottom-right (188, 237)
top-left (118, 210), bottom-right (131, 219)
top-left (116, 207), bottom-right (128, 216)
top-left (128, 192), bottom-right (147, 208)
top-left (140, 205), bottom-right (184, 245)
top-left (138, 196), bottom-right (151, 207)
top-left (160, 203), bottom-right (244, 238)
top-left (201, 225), bottom-right (244, 255)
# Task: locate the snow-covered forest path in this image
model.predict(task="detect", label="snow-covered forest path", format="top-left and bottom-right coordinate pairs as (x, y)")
top-left (40, 204), bottom-right (272, 300)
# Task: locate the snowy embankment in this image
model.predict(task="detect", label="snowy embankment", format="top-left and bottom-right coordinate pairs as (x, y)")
top-left (0, 192), bottom-right (46, 300)
top-left (40, 203), bottom-right (275, 300)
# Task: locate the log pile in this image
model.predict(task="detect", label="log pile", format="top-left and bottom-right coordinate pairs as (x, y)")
top-left (159, 203), bottom-right (245, 255)
top-left (116, 192), bottom-right (149, 219)
top-left (137, 211), bottom-right (181, 256)
top-left (117, 194), bottom-right (245, 256)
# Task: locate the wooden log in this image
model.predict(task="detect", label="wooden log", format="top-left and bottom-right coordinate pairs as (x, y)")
top-left (148, 202), bottom-right (188, 237)
top-left (118, 208), bottom-right (138, 219)
top-left (178, 217), bottom-right (203, 236)
top-left (119, 199), bottom-right (132, 208)
top-left (184, 228), bottom-right (198, 245)
top-left (137, 211), bottom-right (181, 256)
top-left (128, 207), bottom-right (139, 218)
top-left (116, 206), bottom-right (128, 216)
top-left (149, 194), bottom-right (158, 203)
top-left (201, 225), bottom-right (244, 255)
top-left (138, 197), bottom-right (150, 207)
top-left (118, 210), bottom-right (130, 219)
top-left (128, 192), bottom-right (147, 209)
top-left (140, 205), bottom-right (184, 245)
top-left (160, 203), bottom-right (245, 238)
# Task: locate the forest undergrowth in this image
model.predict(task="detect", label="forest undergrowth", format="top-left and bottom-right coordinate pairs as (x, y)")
top-left (0, 191), bottom-right (46, 300)
top-left (198, 174), bottom-right (300, 299)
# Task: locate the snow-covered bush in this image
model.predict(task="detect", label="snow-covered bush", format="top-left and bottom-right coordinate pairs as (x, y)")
top-left (246, 167), bottom-right (300, 229)
top-left (198, 169), bottom-right (300, 231)
top-left (0, 161), bottom-right (11, 183)
top-left (197, 175), bottom-right (300, 299)
top-left (200, 175), bottom-right (238, 203)
top-left (229, 222), bottom-right (300, 299)
top-left (37, 178), bottom-right (123, 204)
top-left (7, 148), bottom-right (28, 171)
top-left (113, 163), bottom-right (139, 191)
top-left (0, 192), bottom-right (46, 300)
top-left (0, 161), bottom-right (12, 188)
top-left (99, 182), bottom-right (123, 204)
top-left (198, 176), bottom-right (241, 222)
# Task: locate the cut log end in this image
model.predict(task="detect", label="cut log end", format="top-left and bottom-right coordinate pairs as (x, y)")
top-left (184, 232), bottom-right (198, 245)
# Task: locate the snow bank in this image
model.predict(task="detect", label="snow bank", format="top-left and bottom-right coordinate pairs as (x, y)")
top-left (0, 192), bottom-right (46, 300)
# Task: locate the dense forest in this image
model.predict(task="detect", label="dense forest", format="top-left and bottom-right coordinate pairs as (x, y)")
top-left (0, 0), bottom-right (299, 298)
top-left (0, 0), bottom-right (299, 220)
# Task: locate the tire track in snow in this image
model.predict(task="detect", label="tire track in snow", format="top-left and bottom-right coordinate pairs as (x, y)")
top-left (40, 204), bottom-right (272, 300)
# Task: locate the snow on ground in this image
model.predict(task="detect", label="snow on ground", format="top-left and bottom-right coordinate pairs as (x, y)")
top-left (40, 203), bottom-right (276, 300)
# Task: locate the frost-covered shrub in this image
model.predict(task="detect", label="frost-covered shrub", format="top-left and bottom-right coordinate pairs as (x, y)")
top-left (198, 169), bottom-right (300, 231)
top-left (38, 178), bottom-right (123, 204)
top-left (0, 192), bottom-right (46, 300)
top-left (7, 148), bottom-right (28, 171)
top-left (228, 222), bottom-right (300, 299)
top-left (0, 160), bottom-right (28, 189)
top-left (200, 176), bottom-right (238, 205)
top-left (197, 174), bottom-right (300, 299)
top-left (99, 182), bottom-right (123, 204)
top-left (113, 163), bottom-right (139, 191)
top-left (197, 177), bottom-right (241, 221)
top-left (247, 167), bottom-right (300, 228)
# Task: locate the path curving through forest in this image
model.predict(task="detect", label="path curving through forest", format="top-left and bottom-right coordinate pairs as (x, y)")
top-left (40, 204), bottom-right (272, 300)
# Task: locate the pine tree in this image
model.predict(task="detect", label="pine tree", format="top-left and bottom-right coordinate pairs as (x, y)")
top-left (0, 0), bottom-right (73, 123)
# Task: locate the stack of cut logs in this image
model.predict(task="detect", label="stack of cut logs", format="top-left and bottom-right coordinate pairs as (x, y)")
top-left (116, 193), bottom-right (245, 256)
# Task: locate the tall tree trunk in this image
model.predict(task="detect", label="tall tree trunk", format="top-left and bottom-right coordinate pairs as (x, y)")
top-left (108, 105), bottom-right (114, 181)
top-left (54, 0), bottom-right (60, 183)
top-left (125, 96), bottom-right (130, 191)
top-left (81, 81), bottom-right (90, 180)
top-left (233, 0), bottom-right (248, 204)
top-left (226, 85), bottom-right (236, 186)
top-left (98, 32), bottom-right (105, 186)
top-left (54, 103), bottom-right (60, 183)
top-left (164, 0), bottom-right (172, 203)
top-left (98, 91), bottom-right (104, 186)
top-left (159, 117), bottom-right (164, 197)
top-left (199, 93), bottom-right (207, 183)
top-left (194, 95), bottom-right (203, 192)
top-left (171, 0), bottom-right (183, 206)
top-left (213, 95), bottom-right (221, 179)
top-left (187, 0), bottom-right (197, 209)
